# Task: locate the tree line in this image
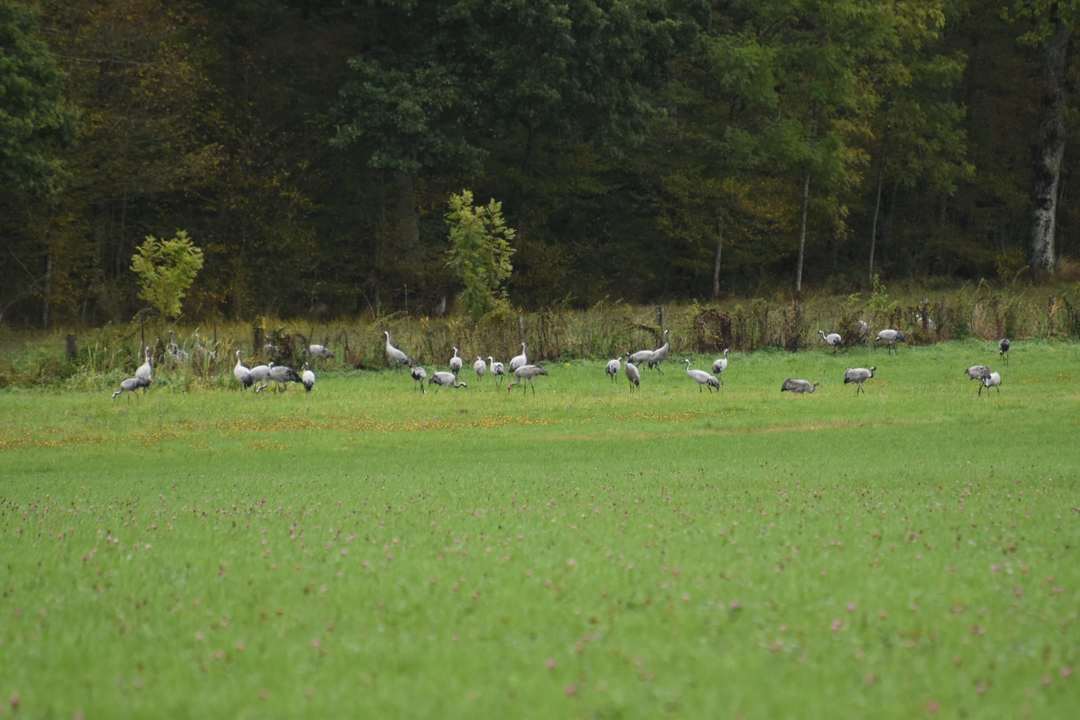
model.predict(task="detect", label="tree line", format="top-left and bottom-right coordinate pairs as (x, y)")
top-left (1, 0), bottom-right (1077, 326)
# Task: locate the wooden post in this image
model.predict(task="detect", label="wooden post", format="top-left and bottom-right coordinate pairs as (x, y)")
top-left (65, 334), bottom-right (77, 361)
top-left (253, 323), bottom-right (263, 357)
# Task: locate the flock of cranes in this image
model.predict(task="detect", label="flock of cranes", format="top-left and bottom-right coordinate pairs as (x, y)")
top-left (111, 327), bottom-right (1013, 400)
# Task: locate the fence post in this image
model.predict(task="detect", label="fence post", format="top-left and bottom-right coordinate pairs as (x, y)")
top-left (65, 334), bottom-right (77, 361)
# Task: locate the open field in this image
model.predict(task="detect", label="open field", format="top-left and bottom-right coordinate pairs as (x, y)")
top-left (1, 340), bottom-right (1078, 718)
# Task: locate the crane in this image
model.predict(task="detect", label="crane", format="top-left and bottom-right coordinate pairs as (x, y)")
top-left (843, 366), bottom-right (876, 395)
top-left (384, 331), bottom-right (411, 369)
top-left (509, 343), bottom-right (528, 372)
top-left (507, 364), bottom-right (547, 395)
top-left (781, 378), bottom-right (818, 393)
top-left (683, 359), bottom-right (720, 393)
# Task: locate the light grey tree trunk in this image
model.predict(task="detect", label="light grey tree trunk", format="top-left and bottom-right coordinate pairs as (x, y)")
top-left (712, 222), bottom-right (723, 299)
top-left (795, 172), bottom-right (811, 293)
top-left (868, 154), bottom-right (885, 285)
top-left (1031, 11), bottom-right (1071, 273)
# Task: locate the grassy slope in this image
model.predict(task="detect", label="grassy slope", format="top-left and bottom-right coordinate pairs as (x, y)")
top-left (1, 340), bottom-right (1078, 718)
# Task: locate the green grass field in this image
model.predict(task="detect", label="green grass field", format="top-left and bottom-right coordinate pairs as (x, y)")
top-left (2, 340), bottom-right (1078, 718)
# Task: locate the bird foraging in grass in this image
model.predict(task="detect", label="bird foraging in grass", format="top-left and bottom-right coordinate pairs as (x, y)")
top-left (818, 330), bottom-right (843, 352)
top-left (301, 363), bottom-right (315, 392)
top-left (683, 359), bottom-right (721, 393)
top-left (605, 356), bottom-right (620, 382)
top-left (965, 365), bottom-right (991, 382)
top-left (429, 371), bottom-right (468, 391)
top-left (875, 329), bottom-right (905, 354)
top-left (843, 366), bottom-right (876, 395)
top-left (508, 364), bottom-right (547, 395)
top-left (234, 351), bottom-right (253, 390)
top-left (112, 376), bottom-right (148, 400)
top-left (410, 365), bottom-right (427, 393)
top-left (979, 371), bottom-right (1002, 396)
top-left (781, 378), bottom-right (818, 393)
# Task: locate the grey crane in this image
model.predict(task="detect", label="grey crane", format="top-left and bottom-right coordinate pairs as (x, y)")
top-left (683, 358), bottom-right (721, 393)
top-left (712, 348), bottom-right (730, 379)
top-left (855, 320), bottom-right (870, 339)
top-left (308, 344), bottom-right (334, 359)
top-left (605, 356), bottom-right (620, 382)
top-left (647, 330), bottom-right (671, 372)
top-left (384, 331), bottom-right (411, 369)
top-left (965, 365), bottom-right (991, 382)
top-left (258, 362), bottom-right (301, 392)
top-left (249, 360), bottom-right (271, 391)
top-left (429, 371), bottom-right (468, 391)
top-left (781, 378), bottom-right (819, 393)
top-left (488, 356), bottom-right (506, 387)
top-left (135, 346), bottom-right (153, 391)
top-left (509, 343), bottom-right (528, 372)
top-left (473, 356), bottom-right (486, 380)
top-left (112, 376), bottom-right (148, 400)
top-left (410, 365), bottom-right (428, 393)
top-left (449, 346), bottom-right (463, 376)
top-left (999, 338), bottom-right (1010, 364)
top-left (818, 330), bottom-right (843, 352)
top-left (875, 329), bottom-right (906, 354)
top-left (233, 350), bottom-right (253, 390)
top-left (507, 364), bottom-right (547, 395)
top-left (301, 362), bottom-right (316, 392)
top-left (979, 371), bottom-right (1002, 396)
top-left (624, 353), bottom-right (641, 391)
top-left (843, 366), bottom-right (876, 395)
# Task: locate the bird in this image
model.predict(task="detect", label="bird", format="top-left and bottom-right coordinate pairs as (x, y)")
top-left (605, 356), bottom-right (620, 382)
top-left (875, 329), bottom-right (906, 354)
top-left (628, 347), bottom-right (654, 367)
top-left (449, 346), bottom-right (463, 376)
top-left (473, 356), bottom-right (486, 380)
top-left (647, 330), bottom-right (671, 372)
top-left (308, 344), bottom-right (334, 359)
top-left (781, 378), bottom-right (818, 393)
top-left (712, 349), bottom-right (730, 379)
top-left (384, 331), bottom-right (411, 369)
top-left (135, 346), bottom-right (153, 391)
top-left (843, 366), bottom-right (876, 395)
top-left (965, 365), bottom-right (991, 382)
top-left (233, 350), bottom-right (253, 390)
top-left (855, 320), bottom-right (870, 339)
top-left (410, 365), bottom-right (428, 393)
top-left (301, 362), bottom-right (315, 392)
top-left (166, 331), bottom-right (189, 364)
top-left (510, 343), bottom-right (528, 372)
top-left (262, 363), bottom-right (301, 392)
top-left (249, 360), bottom-right (271, 391)
top-left (683, 359), bottom-right (721, 393)
top-left (507, 364), bottom-right (547, 395)
top-left (488, 356), bottom-right (506, 387)
top-left (429, 371), bottom-right (468, 391)
top-left (999, 338), bottom-right (1010, 364)
top-left (818, 330), bottom-right (843, 352)
top-left (979, 371), bottom-right (1002, 396)
top-left (624, 353), bottom-right (641, 391)
top-left (111, 376), bottom-right (148, 400)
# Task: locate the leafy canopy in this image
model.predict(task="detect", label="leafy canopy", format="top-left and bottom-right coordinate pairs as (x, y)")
top-left (445, 190), bottom-right (516, 321)
top-left (130, 230), bottom-right (205, 319)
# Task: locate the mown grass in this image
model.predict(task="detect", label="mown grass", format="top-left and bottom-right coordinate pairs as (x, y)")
top-left (1, 340), bottom-right (1078, 718)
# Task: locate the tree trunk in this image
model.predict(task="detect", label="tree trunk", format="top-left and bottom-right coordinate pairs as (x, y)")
top-left (795, 172), bottom-right (811, 294)
top-left (41, 249), bottom-right (52, 329)
top-left (392, 170), bottom-right (419, 250)
top-left (712, 223), bottom-right (723, 300)
top-left (868, 154), bottom-right (885, 285)
top-left (1031, 9), bottom-right (1071, 273)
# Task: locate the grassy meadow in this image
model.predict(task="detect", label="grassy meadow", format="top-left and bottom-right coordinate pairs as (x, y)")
top-left (1, 340), bottom-right (1078, 718)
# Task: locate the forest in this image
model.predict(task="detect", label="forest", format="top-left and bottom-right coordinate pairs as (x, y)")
top-left (1, 0), bottom-right (1078, 326)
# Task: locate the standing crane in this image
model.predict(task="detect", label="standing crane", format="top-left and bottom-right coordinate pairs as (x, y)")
top-left (449, 346), bottom-right (463, 376)
top-left (473, 356), bottom-right (486, 380)
top-left (488, 356), bottom-right (506, 387)
top-left (384, 331), bottom-right (411, 369)
top-left (605, 356), bottom-right (620, 382)
top-left (781, 378), bottom-right (818, 393)
top-left (249, 359), bottom-right (271, 391)
top-left (507, 364), bottom-right (547, 395)
top-left (647, 330), bottom-right (671, 372)
top-left (410, 365), bottom-right (428, 393)
top-left (301, 362), bottom-right (316, 392)
top-left (818, 330), bottom-right (843, 352)
top-left (510, 343), bottom-right (528, 372)
top-left (135, 346), bottom-right (153, 392)
top-left (979, 371), bottom-right (1002, 396)
top-left (233, 350), bottom-right (253, 390)
top-left (624, 353), bottom-right (641, 392)
top-left (711, 349), bottom-right (730, 380)
top-left (843, 366), bottom-right (876, 395)
top-left (875, 329), bottom-right (906, 354)
top-left (683, 359), bottom-right (721, 393)
top-left (999, 338), bottom-right (1011, 364)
